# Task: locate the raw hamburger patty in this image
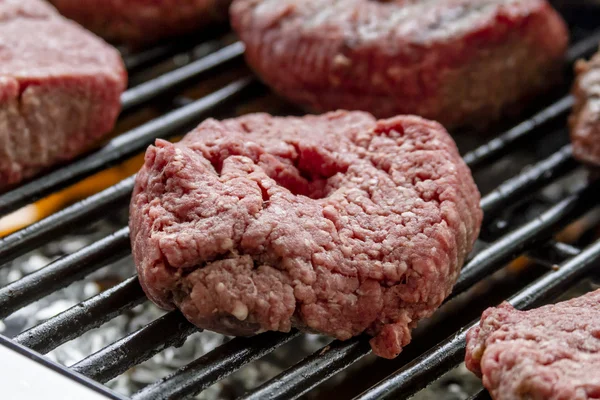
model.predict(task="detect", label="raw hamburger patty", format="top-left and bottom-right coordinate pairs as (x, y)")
top-left (466, 290), bottom-right (600, 400)
top-left (130, 111), bottom-right (482, 358)
top-left (0, 0), bottom-right (126, 190)
top-left (570, 49), bottom-right (600, 166)
top-left (48, 0), bottom-right (233, 46)
top-left (230, 0), bottom-right (568, 129)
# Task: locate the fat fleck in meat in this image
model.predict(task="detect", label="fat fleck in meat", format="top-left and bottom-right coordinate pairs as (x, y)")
top-left (466, 290), bottom-right (600, 400)
top-left (129, 111), bottom-right (482, 359)
top-left (570, 49), bottom-right (600, 166)
top-left (48, 0), bottom-right (233, 47)
top-left (230, 0), bottom-right (568, 130)
top-left (0, 0), bottom-right (126, 191)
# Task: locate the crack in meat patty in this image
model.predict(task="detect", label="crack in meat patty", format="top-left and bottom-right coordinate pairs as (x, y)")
top-left (0, 0), bottom-right (126, 191)
top-left (230, 0), bottom-right (568, 129)
top-left (130, 111), bottom-right (482, 358)
top-left (48, 0), bottom-right (233, 47)
top-left (466, 290), bottom-right (600, 400)
top-left (570, 49), bottom-right (600, 167)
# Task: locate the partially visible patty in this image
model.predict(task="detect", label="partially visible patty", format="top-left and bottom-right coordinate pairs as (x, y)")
top-left (47, 0), bottom-right (233, 46)
top-left (231, 0), bottom-right (568, 129)
top-left (466, 290), bottom-right (600, 400)
top-left (0, 0), bottom-right (126, 190)
top-left (129, 111), bottom-right (482, 359)
top-left (570, 49), bottom-right (600, 166)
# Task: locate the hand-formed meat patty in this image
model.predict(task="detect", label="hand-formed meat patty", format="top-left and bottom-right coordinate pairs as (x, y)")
top-left (230, 0), bottom-right (569, 129)
top-left (570, 49), bottom-right (600, 166)
top-left (466, 291), bottom-right (600, 400)
top-left (130, 111), bottom-right (482, 359)
top-left (47, 0), bottom-right (233, 47)
top-left (0, 0), bottom-right (126, 191)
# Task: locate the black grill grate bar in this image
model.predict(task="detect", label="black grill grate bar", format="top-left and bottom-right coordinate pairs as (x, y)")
top-left (353, 238), bottom-right (600, 400)
top-left (0, 176), bottom-right (135, 266)
top-left (451, 180), bottom-right (598, 298)
top-left (240, 338), bottom-right (372, 400)
top-left (480, 144), bottom-right (577, 218)
top-left (0, 228), bottom-right (130, 320)
top-left (552, 241), bottom-right (583, 258)
top-left (131, 331), bottom-right (301, 400)
top-left (468, 388), bottom-right (490, 400)
top-left (0, 78), bottom-right (255, 217)
top-left (121, 29), bottom-right (230, 72)
top-left (13, 276), bottom-right (145, 354)
top-left (120, 42), bottom-right (245, 112)
top-left (566, 28), bottom-right (600, 63)
top-left (71, 311), bottom-right (197, 384)
top-left (230, 181), bottom-right (600, 400)
top-left (527, 241), bottom-right (582, 268)
top-left (463, 95), bottom-right (574, 169)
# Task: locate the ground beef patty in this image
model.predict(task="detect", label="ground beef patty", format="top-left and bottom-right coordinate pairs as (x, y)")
top-left (0, 0), bottom-right (126, 191)
top-left (570, 49), bottom-right (600, 166)
top-left (466, 290), bottom-right (600, 399)
top-left (130, 111), bottom-right (482, 358)
top-left (230, 0), bottom-right (568, 129)
top-left (48, 0), bottom-right (233, 47)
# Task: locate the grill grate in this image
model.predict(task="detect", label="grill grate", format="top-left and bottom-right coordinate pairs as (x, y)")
top-left (1, 7), bottom-right (600, 400)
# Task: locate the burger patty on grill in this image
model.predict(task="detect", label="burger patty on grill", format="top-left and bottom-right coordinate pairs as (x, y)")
top-left (0, 0), bottom-right (126, 191)
top-left (230, 0), bottom-right (568, 130)
top-left (466, 290), bottom-right (600, 400)
top-left (47, 0), bottom-right (233, 47)
top-left (129, 111), bottom-right (482, 359)
top-left (570, 49), bottom-right (600, 166)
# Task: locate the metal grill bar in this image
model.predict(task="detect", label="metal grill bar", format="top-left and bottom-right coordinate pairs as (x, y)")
top-left (566, 28), bottom-right (600, 63)
top-left (453, 180), bottom-right (599, 297)
top-left (13, 276), bottom-right (145, 354)
top-left (551, 241), bottom-right (583, 258)
top-left (529, 241), bottom-right (582, 268)
top-left (462, 96), bottom-right (573, 169)
top-left (131, 332), bottom-right (301, 400)
top-left (71, 311), bottom-right (197, 383)
top-left (353, 238), bottom-right (600, 400)
top-left (479, 144), bottom-right (576, 218)
top-left (0, 78), bottom-right (254, 217)
top-left (0, 176), bottom-right (135, 266)
top-left (122, 30), bottom-right (230, 72)
top-left (240, 338), bottom-right (371, 400)
top-left (0, 228), bottom-right (130, 319)
top-left (121, 42), bottom-right (245, 112)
